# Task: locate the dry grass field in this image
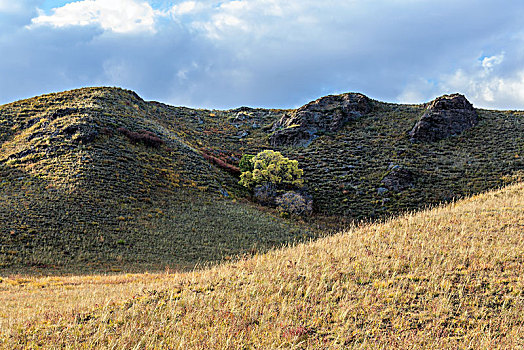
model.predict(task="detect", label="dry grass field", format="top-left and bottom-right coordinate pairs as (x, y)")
top-left (1, 182), bottom-right (522, 349)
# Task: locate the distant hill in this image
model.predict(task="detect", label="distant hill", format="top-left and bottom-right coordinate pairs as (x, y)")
top-left (0, 87), bottom-right (522, 272)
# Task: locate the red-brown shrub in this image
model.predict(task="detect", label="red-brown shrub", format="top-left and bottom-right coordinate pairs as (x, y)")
top-left (117, 127), bottom-right (164, 148)
top-left (201, 151), bottom-right (241, 176)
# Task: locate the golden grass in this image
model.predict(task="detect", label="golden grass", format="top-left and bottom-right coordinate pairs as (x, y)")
top-left (1, 183), bottom-right (523, 349)
top-left (0, 272), bottom-right (178, 332)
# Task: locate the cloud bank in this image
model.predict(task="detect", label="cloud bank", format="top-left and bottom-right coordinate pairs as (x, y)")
top-left (0, 0), bottom-right (523, 109)
top-left (29, 0), bottom-right (158, 33)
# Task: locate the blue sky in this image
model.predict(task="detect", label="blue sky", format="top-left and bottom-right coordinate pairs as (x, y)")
top-left (1, 0), bottom-right (523, 109)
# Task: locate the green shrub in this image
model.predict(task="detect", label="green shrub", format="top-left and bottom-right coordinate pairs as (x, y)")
top-left (239, 150), bottom-right (303, 190)
top-left (239, 154), bottom-right (255, 173)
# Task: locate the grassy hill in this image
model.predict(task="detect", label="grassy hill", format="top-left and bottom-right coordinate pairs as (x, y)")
top-left (1, 182), bottom-right (522, 348)
top-left (0, 88), bottom-right (311, 273)
top-left (0, 87), bottom-right (522, 272)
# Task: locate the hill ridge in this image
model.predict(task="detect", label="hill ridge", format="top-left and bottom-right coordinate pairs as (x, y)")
top-left (0, 87), bottom-right (522, 272)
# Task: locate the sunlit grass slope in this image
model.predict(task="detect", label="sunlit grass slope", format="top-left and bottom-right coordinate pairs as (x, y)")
top-left (2, 183), bottom-right (522, 349)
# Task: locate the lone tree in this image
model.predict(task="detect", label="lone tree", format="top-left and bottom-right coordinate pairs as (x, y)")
top-left (240, 150), bottom-right (311, 216)
top-left (239, 150), bottom-right (303, 190)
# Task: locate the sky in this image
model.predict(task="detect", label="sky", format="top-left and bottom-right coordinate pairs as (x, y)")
top-left (1, 0), bottom-right (524, 110)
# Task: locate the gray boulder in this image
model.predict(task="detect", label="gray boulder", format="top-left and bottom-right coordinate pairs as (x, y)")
top-left (62, 122), bottom-right (98, 144)
top-left (270, 93), bottom-right (371, 146)
top-left (409, 94), bottom-right (478, 142)
top-left (253, 184), bottom-right (278, 206)
top-left (268, 127), bottom-right (313, 147)
top-left (275, 191), bottom-right (313, 216)
top-left (381, 166), bottom-right (414, 192)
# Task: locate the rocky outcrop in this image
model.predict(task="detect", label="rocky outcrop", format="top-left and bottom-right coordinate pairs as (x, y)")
top-left (268, 127), bottom-right (312, 147)
top-left (62, 122), bottom-right (99, 144)
top-left (381, 165), bottom-right (414, 192)
top-left (409, 94), bottom-right (478, 142)
top-left (253, 183), bottom-right (278, 206)
top-left (275, 191), bottom-right (313, 216)
top-left (270, 93), bottom-right (371, 146)
top-left (253, 184), bottom-right (314, 217)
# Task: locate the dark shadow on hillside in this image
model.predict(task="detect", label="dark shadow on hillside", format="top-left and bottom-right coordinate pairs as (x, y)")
top-left (0, 161), bottom-right (317, 276)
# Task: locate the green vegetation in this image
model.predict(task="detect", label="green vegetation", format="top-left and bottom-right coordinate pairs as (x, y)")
top-left (239, 150), bottom-right (304, 190)
top-left (0, 87), bottom-right (522, 348)
top-left (0, 88), bottom-right (313, 274)
top-left (238, 153), bottom-right (255, 172)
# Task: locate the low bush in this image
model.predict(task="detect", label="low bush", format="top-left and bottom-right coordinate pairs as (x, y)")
top-left (201, 151), bottom-right (241, 175)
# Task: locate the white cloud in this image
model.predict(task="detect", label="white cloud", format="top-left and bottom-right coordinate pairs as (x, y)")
top-left (0, 1), bottom-right (22, 13)
top-left (30, 0), bottom-right (157, 33)
top-left (442, 68), bottom-right (524, 109)
top-left (171, 1), bottom-right (207, 16)
top-left (396, 79), bottom-right (436, 105)
top-left (481, 53), bottom-right (504, 71)
top-left (398, 51), bottom-right (524, 109)
top-left (196, 0), bottom-right (314, 39)
top-left (2, 0), bottom-right (524, 109)
top-left (0, 0), bottom-right (37, 14)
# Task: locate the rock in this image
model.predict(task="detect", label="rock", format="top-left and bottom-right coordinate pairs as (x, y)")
top-left (253, 184), bottom-right (278, 206)
top-left (8, 149), bottom-right (33, 160)
top-left (277, 93), bottom-right (371, 131)
top-left (270, 93), bottom-right (371, 146)
top-left (62, 123), bottom-right (99, 143)
top-left (233, 106), bottom-right (252, 113)
top-left (269, 127), bottom-right (313, 147)
top-left (235, 131), bottom-right (249, 139)
top-left (51, 107), bottom-right (79, 119)
top-left (381, 166), bottom-right (414, 192)
top-left (62, 124), bottom-right (80, 135)
top-left (74, 129), bottom-right (98, 143)
top-left (275, 191), bottom-right (313, 216)
top-left (377, 187), bottom-right (389, 195)
top-left (409, 94), bottom-right (478, 142)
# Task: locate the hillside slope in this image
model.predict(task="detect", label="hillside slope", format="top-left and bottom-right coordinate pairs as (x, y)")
top-left (0, 87), bottom-right (522, 272)
top-left (0, 88), bottom-right (310, 272)
top-left (3, 182), bottom-right (523, 349)
top-left (149, 92), bottom-right (523, 223)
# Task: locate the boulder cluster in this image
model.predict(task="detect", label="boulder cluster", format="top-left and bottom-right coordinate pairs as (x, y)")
top-left (381, 165), bottom-right (415, 192)
top-left (409, 93), bottom-right (478, 142)
top-left (253, 184), bottom-right (313, 217)
top-left (270, 93), bottom-right (371, 146)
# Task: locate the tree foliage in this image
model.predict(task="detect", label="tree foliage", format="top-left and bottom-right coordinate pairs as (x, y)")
top-left (239, 154), bottom-right (255, 173)
top-left (239, 150), bottom-right (303, 190)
